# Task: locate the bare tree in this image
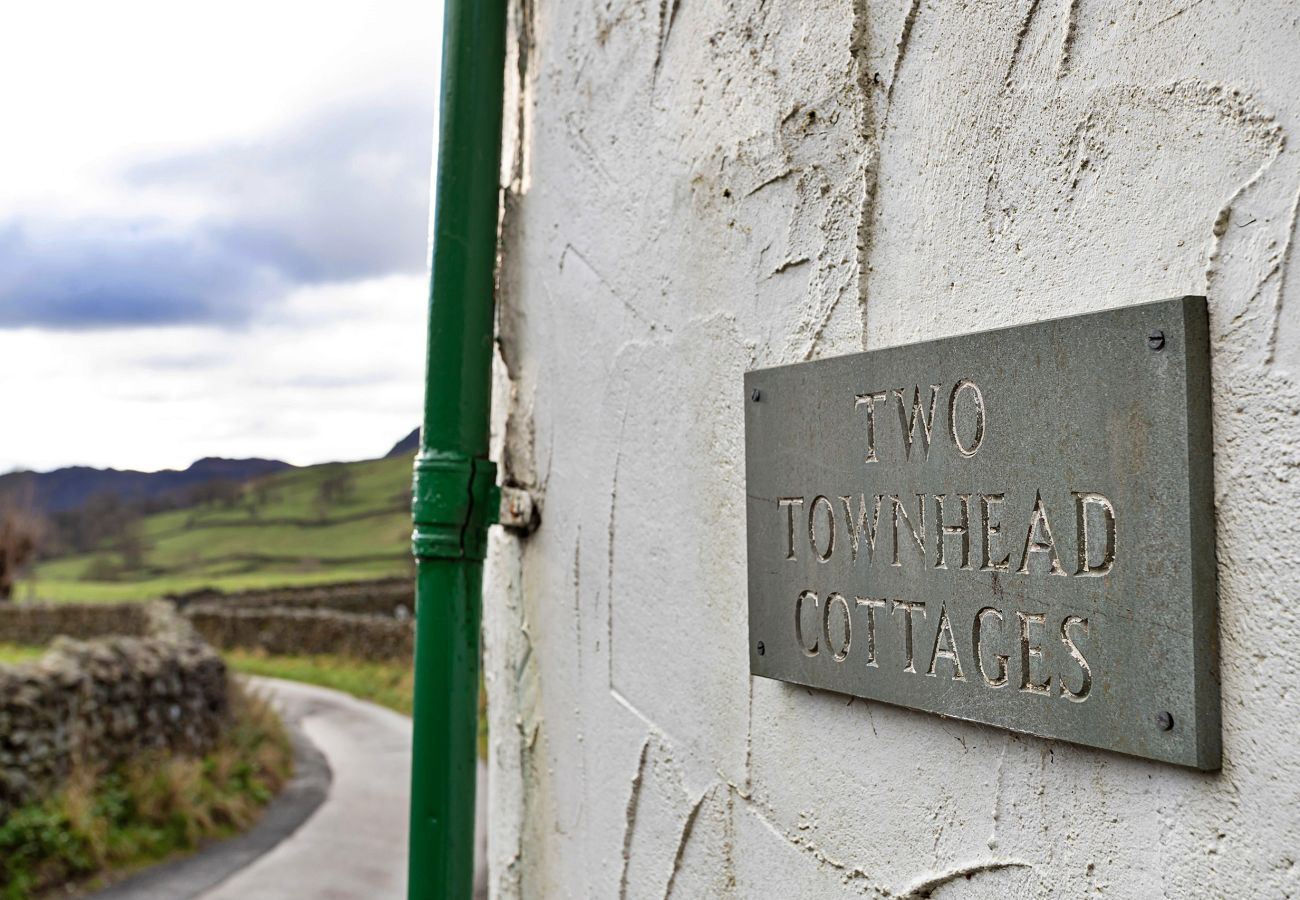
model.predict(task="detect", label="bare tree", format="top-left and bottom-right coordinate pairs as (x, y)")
top-left (114, 520), bottom-right (146, 570)
top-left (0, 480), bottom-right (45, 601)
top-left (188, 479), bottom-right (243, 509)
top-left (255, 481), bottom-right (275, 505)
top-left (317, 466), bottom-right (355, 507)
top-left (71, 491), bottom-right (148, 577)
top-left (249, 479), bottom-right (276, 517)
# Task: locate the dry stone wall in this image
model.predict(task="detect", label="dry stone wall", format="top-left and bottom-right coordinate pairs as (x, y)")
top-left (0, 602), bottom-right (228, 814)
top-left (0, 603), bottom-right (151, 645)
top-left (187, 605), bottom-right (413, 662)
top-left (180, 578), bottom-right (416, 662)
top-left (171, 577), bottom-right (413, 617)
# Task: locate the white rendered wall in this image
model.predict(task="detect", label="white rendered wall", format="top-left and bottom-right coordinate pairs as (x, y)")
top-left (483, 1), bottom-right (1300, 896)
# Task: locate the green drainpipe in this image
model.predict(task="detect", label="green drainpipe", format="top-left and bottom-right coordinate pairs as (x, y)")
top-left (408, 0), bottom-right (508, 897)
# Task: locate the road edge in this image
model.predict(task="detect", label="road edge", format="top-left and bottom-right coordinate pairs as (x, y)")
top-left (88, 679), bottom-right (332, 900)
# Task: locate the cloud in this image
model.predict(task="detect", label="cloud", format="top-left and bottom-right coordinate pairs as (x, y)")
top-left (0, 273), bottom-right (428, 473)
top-left (0, 94), bottom-right (435, 330)
top-left (0, 218), bottom-right (284, 328)
top-left (127, 96), bottom-right (437, 282)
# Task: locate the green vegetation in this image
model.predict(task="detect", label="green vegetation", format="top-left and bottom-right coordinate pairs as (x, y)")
top-left (0, 683), bottom-right (291, 899)
top-left (26, 454), bottom-right (414, 603)
top-left (0, 644), bottom-right (44, 665)
top-left (225, 649), bottom-right (415, 715)
top-left (224, 650), bottom-right (487, 759)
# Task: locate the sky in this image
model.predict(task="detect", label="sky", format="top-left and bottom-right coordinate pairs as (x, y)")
top-left (0, 0), bottom-right (443, 472)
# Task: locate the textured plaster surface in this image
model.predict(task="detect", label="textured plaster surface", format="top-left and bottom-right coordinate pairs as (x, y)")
top-left (483, 1), bottom-right (1300, 896)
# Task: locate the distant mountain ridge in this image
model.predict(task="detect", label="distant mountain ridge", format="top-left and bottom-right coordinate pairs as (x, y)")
top-left (385, 428), bottom-right (419, 457)
top-left (3, 428), bottom-right (421, 514)
top-left (0, 457), bottom-right (295, 513)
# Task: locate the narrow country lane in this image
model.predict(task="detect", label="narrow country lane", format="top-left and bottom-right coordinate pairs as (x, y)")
top-left (198, 677), bottom-right (414, 899)
top-left (92, 675), bottom-right (487, 899)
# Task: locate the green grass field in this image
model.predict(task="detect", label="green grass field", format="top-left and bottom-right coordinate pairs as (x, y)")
top-left (24, 454), bottom-right (415, 602)
top-left (225, 650), bottom-right (487, 759)
top-left (226, 649), bottom-right (415, 716)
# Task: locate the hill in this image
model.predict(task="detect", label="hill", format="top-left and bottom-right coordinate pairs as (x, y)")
top-left (385, 428), bottom-right (420, 457)
top-left (0, 457), bottom-right (294, 513)
top-left (24, 453), bottom-right (415, 602)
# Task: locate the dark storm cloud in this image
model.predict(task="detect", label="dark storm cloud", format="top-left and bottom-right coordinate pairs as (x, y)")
top-left (0, 94), bottom-right (434, 330)
top-left (0, 218), bottom-right (279, 328)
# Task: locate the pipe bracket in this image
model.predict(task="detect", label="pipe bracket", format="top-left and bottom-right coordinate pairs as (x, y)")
top-left (411, 451), bottom-right (500, 560)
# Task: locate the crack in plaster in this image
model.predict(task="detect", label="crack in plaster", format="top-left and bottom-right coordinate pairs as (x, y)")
top-left (641, 768), bottom-right (1040, 899)
top-left (563, 110), bottom-right (618, 187)
top-left (801, 279), bottom-right (851, 360)
top-left (739, 792), bottom-right (887, 895)
top-left (661, 786), bottom-right (711, 900)
top-left (1004, 0), bottom-right (1043, 85)
top-left (1056, 0), bottom-right (1079, 78)
top-left (769, 255), bottom-right (811, 277)
top-left (744, 165), bottom-right (795, 198)
top-left (740, 676), bottom-right (754, 797)
top-left (617, 737), bottom-right (653, 900)
top-left (508, 0), bottom-right (535, 191)
top-left (1196, 91), bottom-right (1290, 366)
top-left (652, 0), bottom-right (682, 84)
top-left (897, 859), bottom-right (1031, 899)
top-left (851, 0), bottom-right (877, 347)
top-left (987, 734), bottom-right (1011, 851)
top-left (559, 243), bottom-right (654, 328)
top-left (606, 405), bottom-right (627, 692)
top-left (886, 0), bottom-right (922, 103)
top-left (572, 532), bottom-right (582, 680)
top-left (1266, 182), bottom-right (1300, 366)
top-left (1204, 158), bottom-right (1281, 293)
top-left (1146, 0), bottom-right (1208, 33)
top-left (485, 539), bottom-right (530, 899)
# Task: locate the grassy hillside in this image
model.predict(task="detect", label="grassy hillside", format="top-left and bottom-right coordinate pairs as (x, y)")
top-left (24, 454), bottom-right (414, 602)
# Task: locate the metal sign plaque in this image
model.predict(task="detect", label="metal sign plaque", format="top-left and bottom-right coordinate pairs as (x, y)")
top-left (744, 297), bottom-right (1219, 769)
